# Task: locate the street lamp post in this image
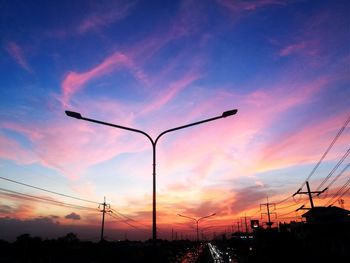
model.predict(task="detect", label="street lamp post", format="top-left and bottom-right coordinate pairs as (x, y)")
top-left (178, 213), bottom-right (216, 242)
top-left (65, 109), bottom-right (237, 242)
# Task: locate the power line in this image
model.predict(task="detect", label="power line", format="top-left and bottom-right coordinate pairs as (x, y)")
top-left (260, 197), bottom-right (276, 228)
top-left (108, 212), bottom-right (150, 234)
top-left (251, 209), bottom-right (261, 216)
top-left (278, 209), bottom-right (301, 218)
top-left (0, 176), bottom-right (100, 204)
top-left (316, 149), bottom-right (350, 191)
top-left (325, 178), bottom-right (350, 206)
top-left (293, 181), bottom-right (326, 209)
top-left (324, 163), bottom-right (350, 190)
top-left (0, 187), bottom-right (98, 212)
top-left (329, 185), bottom-right (350, 206)
top-left (274, 195), bottom-right (293, 205)
top-left (109, 208), bottom-right (150, 229)
top-left (300, 114), bottom-right (350, 189)
top-left (275, 202), bottom-right (300, 210)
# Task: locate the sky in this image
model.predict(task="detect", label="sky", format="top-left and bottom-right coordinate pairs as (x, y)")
top-left (0, 0), bottom-right (349, 241)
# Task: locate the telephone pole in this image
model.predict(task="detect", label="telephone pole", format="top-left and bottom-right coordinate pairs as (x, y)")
top-left (237, 220), bottom-right (241, 232)
top-left (260, 197), bottom-right (276, 228)
top-left (294, 181), bottom-right (327, 210)
top-left (99, 197), bottom-right (110, 242)
top-left (240, 215), bottom-right (250, 233)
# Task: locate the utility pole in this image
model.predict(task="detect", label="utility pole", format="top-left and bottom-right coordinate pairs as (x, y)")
top-left (237, 221), bottom-right (241, 232)
top-left (294, 181), bottom-right (327, 210)
top-left (99, 197), bottom-right (110, 242)
top-left (242, 214), bottom-right (249, 233)
top-left (260, 196), bottom-right (276, 228)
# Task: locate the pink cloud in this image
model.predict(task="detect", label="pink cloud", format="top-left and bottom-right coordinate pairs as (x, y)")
top-left (255, 112), bottom-right (350, 172)
top-left (77, 2), bottom-right (135, 34)
top-left (230, 185), bottom-right (267, 214)
top-left (4, 41), bottom-right (31, 72)
top-left (277, 11), bottom-right (337, 63)
top-left (60, 0), bottom-right (208, 107)
top-left (279, 42), bottom-right (307, 56)
top-left (279, 40), bottom-right (320, 57)
top-left (116, 0), bottom-right (207, 65)
top-left (140, 73), bottom-right (200, 116)
top-left (46, 1), bottom-right (134, 38)
top-left (1, 109), bottom-right (146, 180)
top-left (61, 52), bottom-right (148, 106)
top-left (157, 73), bottom-right (340, 186)
top-left (0, 133), bottom-right (37, 164)
top-left (217, 0), bottom-right (286, 13)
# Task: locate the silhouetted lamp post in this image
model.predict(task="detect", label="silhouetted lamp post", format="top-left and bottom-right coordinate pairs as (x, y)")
top-left (178, 213), bottom-right (216, 241)
top-left (65, 109), bottom-right (237, 242)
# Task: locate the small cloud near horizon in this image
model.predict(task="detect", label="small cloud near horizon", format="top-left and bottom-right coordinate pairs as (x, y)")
top-left (65, 212), bottom-right (81, 220)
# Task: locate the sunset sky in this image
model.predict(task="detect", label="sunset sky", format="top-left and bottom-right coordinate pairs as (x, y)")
top-left (0, 0), bottom-right (349, 241)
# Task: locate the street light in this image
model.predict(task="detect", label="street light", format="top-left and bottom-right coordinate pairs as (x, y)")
top-left (65, 109), bottom-right (237, 242)
top-left (178, 213), bottom-right (216, 242)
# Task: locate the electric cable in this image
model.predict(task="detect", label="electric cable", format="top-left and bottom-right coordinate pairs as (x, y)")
top-left (324, 163), bottom-right (350, 190)
top-left (0, 176), bottom-right (100, 204)
top-left (316, 149), bottom-right (350, 190)
top-left (0, 187), bottom-right (98, 211)
top-left (300, 114), bottom-right (350, 189)
top-left (108, 211), bottom-right (150, 234)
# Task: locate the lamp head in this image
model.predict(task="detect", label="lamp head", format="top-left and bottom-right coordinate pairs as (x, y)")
top-left (65, 110), bottom-right (82, 119)
top-left (222, 109), bottom-right (238, 117)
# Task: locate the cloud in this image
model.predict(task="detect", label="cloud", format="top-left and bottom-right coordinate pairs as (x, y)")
top-left (254, 112), bottom-right (350, 173)
top-left (278, 39), bottom-right (320, 59)
top-left (65, 212), bottom-right (81, 220)
top-left (1, 112), bottom-right (145, 180)
top-left (0, 132), bottom-right (37, 165)
top-left (230, 185), bottom-right (267, 214)
top-left (0, 215), bottom-right (150, 241)
top-left (181, 201), bottom-right (221, 218)
top-left (77, 1), bottom-right (135, 34)
top-left (0, 204), bottom-right (13, 214)
top-left (4, 41), bottom-right (31, 72)
top-left (60, 0), bottom-right (210, 107)
top-left (60, 51), bottom-right (150, 106)
top-left (216, 0), bottom-right (286, 13)
top-left (140, 73), bottom-right (200, 116)
top-left (276, 9), bottom-right (346, 65)
top-left (0, 216), bottom-right (60, 241)
top-left (46, 1), bottom-right (135, 38)
top-left (61, 52), bottom-right (128, 106)
top-left (279, 41), bottom-right (307, 56)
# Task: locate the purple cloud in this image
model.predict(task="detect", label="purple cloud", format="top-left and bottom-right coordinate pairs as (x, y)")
top-left (65, 212), bottom-right (81, 220)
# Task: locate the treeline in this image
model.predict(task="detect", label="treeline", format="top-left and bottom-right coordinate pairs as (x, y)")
top-left (0, 233), bottom-right (198, 263)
